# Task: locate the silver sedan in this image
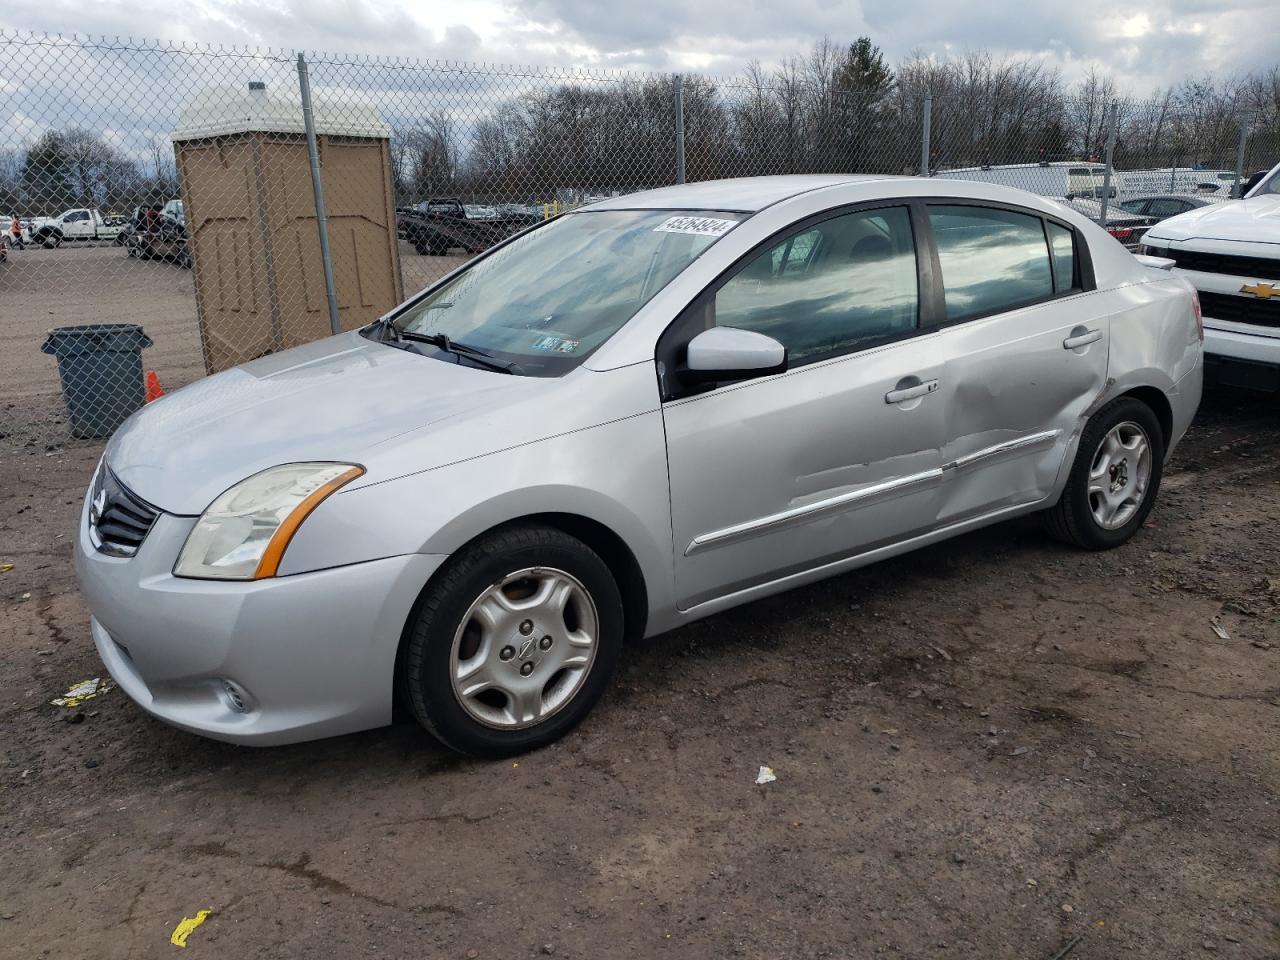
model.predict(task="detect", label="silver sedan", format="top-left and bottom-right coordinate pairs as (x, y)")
top-left (76, 175), bottom-right (1204, 756)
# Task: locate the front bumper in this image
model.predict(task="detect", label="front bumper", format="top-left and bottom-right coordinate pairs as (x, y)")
top-left (75, 492), bottom-right (445, 745)
top-left (1202, 323), bottom-right (1280, 365)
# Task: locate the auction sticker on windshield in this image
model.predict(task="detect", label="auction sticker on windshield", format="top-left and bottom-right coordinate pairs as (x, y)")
top-left (653, 216), bottom-right (738, 237)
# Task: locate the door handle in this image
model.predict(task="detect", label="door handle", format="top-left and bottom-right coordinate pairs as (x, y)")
top-left (885, 379), bottom-right (939, 404)
top-left (1063, 329), bottom-right (1102, 350)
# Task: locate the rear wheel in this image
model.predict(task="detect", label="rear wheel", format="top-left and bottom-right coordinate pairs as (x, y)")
top-left (1045, 396), bottom-right (1164, 550)
top-left (402, 525), bottom-right (624, 757)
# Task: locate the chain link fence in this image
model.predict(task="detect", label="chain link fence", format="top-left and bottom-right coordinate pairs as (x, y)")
top-left (2, 29), bottom-right (1277, 452)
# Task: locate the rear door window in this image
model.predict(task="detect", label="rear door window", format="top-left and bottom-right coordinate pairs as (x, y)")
top-left (927, 205), bottom-right (1055, 323)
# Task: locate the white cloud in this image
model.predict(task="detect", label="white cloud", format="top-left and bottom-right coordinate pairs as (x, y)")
top-left (1, 0), bottom-right (1275, 92)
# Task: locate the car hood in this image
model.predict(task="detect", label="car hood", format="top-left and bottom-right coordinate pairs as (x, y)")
top-left (105, 332), bottom-right (559, 514)
top-left (1145, 194), bottom-right (1280, 244)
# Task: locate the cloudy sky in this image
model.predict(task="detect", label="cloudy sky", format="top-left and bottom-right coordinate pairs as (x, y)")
top-left (2, 0), bottom-right (1276, 91)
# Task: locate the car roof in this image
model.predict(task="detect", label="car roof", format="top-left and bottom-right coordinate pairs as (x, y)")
top-left (581, 175), bottom-right (900, 213)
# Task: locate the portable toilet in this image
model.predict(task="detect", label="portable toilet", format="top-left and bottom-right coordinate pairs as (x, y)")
top-left (171, 81), bottom-right (402, 374)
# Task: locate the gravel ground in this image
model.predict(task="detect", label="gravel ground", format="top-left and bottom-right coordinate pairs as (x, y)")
top-left (0, 242), bottom-right (466, 448)
top-left (1, 383), bottom-right (1277, 959)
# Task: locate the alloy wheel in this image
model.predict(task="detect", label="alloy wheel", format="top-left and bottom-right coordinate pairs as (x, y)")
top-left (449, 567), bottom-right (599, 730)
top-left (1088, 420), bottom-right (1152, 530)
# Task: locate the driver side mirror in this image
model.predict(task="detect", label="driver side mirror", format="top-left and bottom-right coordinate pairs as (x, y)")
top-left (682, 326), bottom-right (787, 383)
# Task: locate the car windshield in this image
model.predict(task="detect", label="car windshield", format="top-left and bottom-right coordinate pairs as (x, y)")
top-left (1252, 167), bottom-right (1280, 197)
top-left (392, 209), bottom-right (745, 375)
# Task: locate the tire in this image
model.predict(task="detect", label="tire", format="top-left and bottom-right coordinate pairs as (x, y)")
top-left (402, 524), bottom-right (625, 758)
top-left (40, 231), bottom-right (61, 249)
top-left (1044, 396), bottom-right (1165, 550)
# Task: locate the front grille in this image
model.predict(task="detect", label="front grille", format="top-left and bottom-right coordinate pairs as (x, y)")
top-left (1199, 291), bottom-right (1280, 330)
top-left (89, 466), bottom-right (159, 557)
top-left (1170, 249), bottom-right (1280, 280)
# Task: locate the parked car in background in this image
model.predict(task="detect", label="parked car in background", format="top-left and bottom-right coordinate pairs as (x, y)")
top-left (28, 207), bottom-right (122, 247)
top-left (396, 197), bottom-right (535, 256)
top-left (1139, 160), bottom-right (1280, 392)
top-left (1059, 197), bottom-right (1151, 249)
top-left (77, 174), bottom-right (1202, 757)
top-left (1116, 194), bottom-right (1222, 222)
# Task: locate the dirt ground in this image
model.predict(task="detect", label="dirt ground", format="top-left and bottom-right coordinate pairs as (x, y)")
top-left (0, 242), bottom-right (466, 448)
top-left (1, 382), bottom-right (1278, 959)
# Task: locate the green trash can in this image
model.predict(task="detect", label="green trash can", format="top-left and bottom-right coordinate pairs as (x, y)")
top-left (40, 324), bottom-right (154, 439)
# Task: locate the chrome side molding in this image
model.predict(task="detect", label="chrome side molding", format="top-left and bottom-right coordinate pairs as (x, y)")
top-left (942, 429), bottom-right (1060, 472)
top-left (685, 467), bottom-right (943, 556)
top-left (686, 429), bottom-right (1062, 556)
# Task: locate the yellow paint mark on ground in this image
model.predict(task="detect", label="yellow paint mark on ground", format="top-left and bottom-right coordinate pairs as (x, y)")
top-left (170, 909), bottom-right (212, 948)
top-left (50, 677), bottom-right (114, 708)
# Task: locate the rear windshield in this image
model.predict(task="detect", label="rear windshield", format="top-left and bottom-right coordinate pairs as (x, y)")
top-left (393, 209), bottom-right (745, 375)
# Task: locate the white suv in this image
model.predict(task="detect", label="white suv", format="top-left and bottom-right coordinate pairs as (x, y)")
top-left (1139, 161), bottom-right (1280, 392)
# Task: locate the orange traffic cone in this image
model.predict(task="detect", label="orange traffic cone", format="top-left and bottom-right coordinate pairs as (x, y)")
top-left (145, 370), bottom-right (165, 403)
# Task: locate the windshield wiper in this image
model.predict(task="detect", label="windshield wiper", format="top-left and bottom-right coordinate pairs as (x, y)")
top-left (373, 317), bottom-right (525, 374)
top-left (396, 327), bottom-right (525, 375)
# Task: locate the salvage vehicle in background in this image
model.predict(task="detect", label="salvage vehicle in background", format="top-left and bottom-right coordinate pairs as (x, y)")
top-left (1059, 197), bottom-right (1151, 250)
top-left (76, 175), bottom-right (1202, 758)
top-left (127, 212), bottom-right (190, 267)
top-left (396, 197), bottom-right (537, 255)
top-left (1116, 194), bottom-right (1222, 222)
top-left (123, 201), bottom-right (190, 267)
top-left (1139, 160), bottom-right (1280, 391)
top-left (28, 207), bottom-right (123, 247)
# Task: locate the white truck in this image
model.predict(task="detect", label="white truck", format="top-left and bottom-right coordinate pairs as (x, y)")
top-left (28, 208), bottom-right (123, 248)
top-left (1138, 160), bottom-right (1280, 392)
top-left (933, 162), bottom-right (1110, 198)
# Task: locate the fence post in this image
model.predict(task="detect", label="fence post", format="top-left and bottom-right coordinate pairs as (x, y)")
top-left (674, 74), bottom-right (686, 184)
top-left (920, 93), bottom-right (932, 176)
top-left (1233, 119), bottom-right (1248, 197)
top-left (1098, 101), bottom-right (1118, 227)
top-left (297, 52), bottom-right (341, 337)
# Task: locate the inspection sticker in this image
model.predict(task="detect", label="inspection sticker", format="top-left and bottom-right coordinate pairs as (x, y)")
top-left (531, 335), bottom-right (581, 353)
top-left (653, 215), bottom-right (737, 237)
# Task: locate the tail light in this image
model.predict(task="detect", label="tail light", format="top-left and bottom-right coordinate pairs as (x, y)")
top-left (1107, 227), bottom-right (1134, 241)
top-left (1189, 288), bottom-right (1204, 342)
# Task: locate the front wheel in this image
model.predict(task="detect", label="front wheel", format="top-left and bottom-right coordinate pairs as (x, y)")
top-left (401, 525), bottom-right (624, 757)
top-left (1044, 396), bottom-right (1165, 550)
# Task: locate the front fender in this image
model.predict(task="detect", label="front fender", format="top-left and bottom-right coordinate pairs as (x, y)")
top-left (277, 409), bottom-right (678, 632)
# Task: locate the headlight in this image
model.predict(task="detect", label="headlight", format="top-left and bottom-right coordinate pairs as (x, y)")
top-left (174, 462), bottom-right (364, 580)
